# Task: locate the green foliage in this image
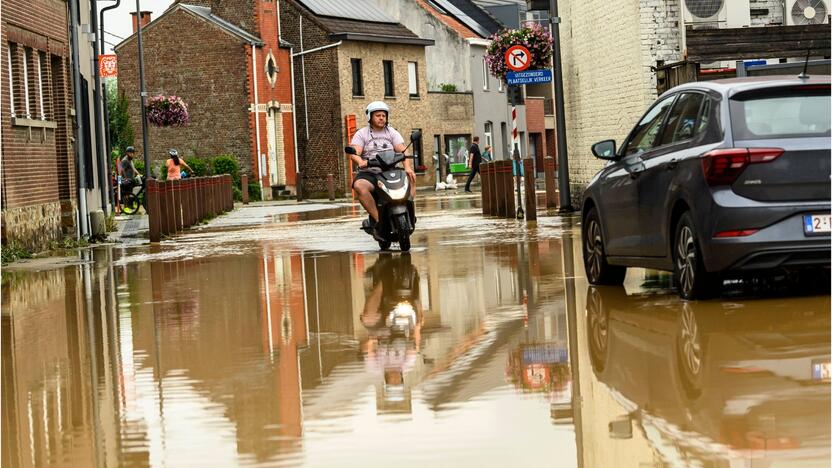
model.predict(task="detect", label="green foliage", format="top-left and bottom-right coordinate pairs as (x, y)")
top-left (48, 236), bottom-right (89, 251)
top-left (1, 242), bottom-right (32, 264)
top-left (105, 212), bottom-right (117, 232)
top-left (185, 157), bottom-right (211, 177)
top-left (211, 155), bottom-right (240, 185)
top-left (248, 183), bottom-right (262, 201)
top-left (440, 83), bottom-right (457, 92)
top-left (233, 185), bottom-right (242, 202)
top-left (134, 160), bottom-right (145, 174)
top-left (106, 81), bottom-right (135, 155)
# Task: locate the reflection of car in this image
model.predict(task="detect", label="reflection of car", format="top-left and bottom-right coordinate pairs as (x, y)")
top-left (585, 286), bottom-right (830, 463)
top-left (580, 76), bottom-right (831, 299)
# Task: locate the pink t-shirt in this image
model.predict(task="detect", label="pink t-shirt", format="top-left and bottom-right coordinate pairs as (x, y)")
top-left (350, 125), bottom-right (405, 173)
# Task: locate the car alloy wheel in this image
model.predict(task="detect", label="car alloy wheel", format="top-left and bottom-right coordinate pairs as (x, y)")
top-left (679, 304), bottom-right (701, 377)
top-left (676, 225), bottom-right (696, 297)
top-left (586, 219), bottom-right (604, 281)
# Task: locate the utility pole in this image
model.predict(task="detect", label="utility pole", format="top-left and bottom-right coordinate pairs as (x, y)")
top-left (135, 0), bottom-right (151, 177)
top-left (100, 0), bottom-right (122, 212)
top-left (549, 0), bottom-right (573, 212)
top-left (90, 0), bottom-right (110, 213)
top-left (68, 0), bottom-right (90, 237)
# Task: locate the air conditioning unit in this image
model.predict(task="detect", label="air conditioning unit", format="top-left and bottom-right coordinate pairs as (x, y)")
top-left (786, 0), bottom-right (829, 25)
top-left (681, 0), bottom-right (751, 29)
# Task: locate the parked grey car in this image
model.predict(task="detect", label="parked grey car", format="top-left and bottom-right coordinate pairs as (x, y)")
top-left (581, 75), bottom-right (831, 299)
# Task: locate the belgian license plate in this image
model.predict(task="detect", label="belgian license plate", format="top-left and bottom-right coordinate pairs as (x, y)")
top-left (803, 214), bottom-right (831, 236)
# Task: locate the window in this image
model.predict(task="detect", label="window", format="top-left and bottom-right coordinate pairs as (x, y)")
top-left (22, 47), bottom-right (31, 118)
top-left (408, 62), bottom-right (418, 97)
top-left (383, 60), bottom-right (395, 97)
top-left (7, 43), bottom-right (15, 117)
top-left (624, 95), bottom-right (675, 155)
top-left (351, 58), bottom-right (363, 96)
top-left (36, 51), bottom-right (46, 120)
top-left (265, 51), bottom-right (278, 87)
top-left (482, 59), bottom-right (489, 91)
top-left (730, 86), bottom-right (831, 140)
top-left (484, 121), bottom-right (493, 148)
top-left (658, 92), bottom-right (705, 146)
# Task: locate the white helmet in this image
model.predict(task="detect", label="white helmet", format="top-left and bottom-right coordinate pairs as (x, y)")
top-left (365, 101), bottom-right (390, 123)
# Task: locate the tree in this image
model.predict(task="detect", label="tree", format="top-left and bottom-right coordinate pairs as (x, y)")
top-left (106, 78), bottom-right (134, 163)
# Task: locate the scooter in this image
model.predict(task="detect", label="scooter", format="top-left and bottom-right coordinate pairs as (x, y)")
top-left (346, 130), bottom-right (420, 252)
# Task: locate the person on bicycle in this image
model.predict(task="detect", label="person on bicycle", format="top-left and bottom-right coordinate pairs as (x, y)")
top-left (120, 146), bottom-right (143, 193)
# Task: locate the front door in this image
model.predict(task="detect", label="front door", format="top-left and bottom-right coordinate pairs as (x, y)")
top-left (266, 109), bottom-right (285, 187)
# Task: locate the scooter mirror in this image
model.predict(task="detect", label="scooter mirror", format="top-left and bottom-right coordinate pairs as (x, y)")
top-left (345, 146), bottom-right (357, 155)
top-left (410, 130), bottom-right (421, 142)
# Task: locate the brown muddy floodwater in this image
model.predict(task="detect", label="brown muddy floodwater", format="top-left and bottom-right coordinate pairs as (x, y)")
top-left (2, 199), bottom-right (830, 467)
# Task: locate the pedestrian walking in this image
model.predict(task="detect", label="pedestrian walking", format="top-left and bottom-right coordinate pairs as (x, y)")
top-left (165, 149), bottom-right (193, 181)
top-left (464, 136), bottom-right (482, 193)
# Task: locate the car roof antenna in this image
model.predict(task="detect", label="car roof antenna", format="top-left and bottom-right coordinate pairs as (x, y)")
top-left (798, 48), bottom-right (811, 79)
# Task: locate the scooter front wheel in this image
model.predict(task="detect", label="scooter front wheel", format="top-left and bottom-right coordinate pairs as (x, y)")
top-left (378, 239), bottom-right (391, 250)
top-left (394, 214), bottom-right (411, 252)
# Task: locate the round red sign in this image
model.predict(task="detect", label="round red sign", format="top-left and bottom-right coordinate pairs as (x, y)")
top-left (505, 45), bottom-right (531, 72)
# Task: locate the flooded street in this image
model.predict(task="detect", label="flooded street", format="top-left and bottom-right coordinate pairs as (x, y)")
top-left (2, 198), bottom-right (829, 467)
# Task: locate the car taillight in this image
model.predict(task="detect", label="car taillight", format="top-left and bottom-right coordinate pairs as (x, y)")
top-left (714, 229), bottom-right (758, 238)
top-left (701, 148), bottom-right (784, 186)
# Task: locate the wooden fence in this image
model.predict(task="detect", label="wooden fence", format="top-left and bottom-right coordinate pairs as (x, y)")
top-left (146, 175), bottom-right (234, 242)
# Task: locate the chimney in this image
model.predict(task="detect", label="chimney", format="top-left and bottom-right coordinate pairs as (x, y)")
top-left (131, 11), bottom-right (152, 33)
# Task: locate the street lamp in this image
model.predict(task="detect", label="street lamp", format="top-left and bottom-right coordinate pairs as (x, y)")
top-left (135, 0), bottom-right (151, 178)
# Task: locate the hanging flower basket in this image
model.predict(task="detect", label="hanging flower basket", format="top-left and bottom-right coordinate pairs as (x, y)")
top-left (146, 95), bottom-right (190, 127)
top-left (484, 24), bottom-right (554, 83)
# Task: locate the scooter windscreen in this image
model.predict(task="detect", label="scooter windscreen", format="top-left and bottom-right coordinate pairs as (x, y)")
top-left (376, 150), bottom-right (405, 168)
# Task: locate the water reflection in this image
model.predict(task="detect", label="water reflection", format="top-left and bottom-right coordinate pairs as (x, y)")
top-left (582, 285), bottom-right (830, 465)
top-left (2, 236), bottom-right (575, 467)
top-left (2, 215), bottom-right (828, 467)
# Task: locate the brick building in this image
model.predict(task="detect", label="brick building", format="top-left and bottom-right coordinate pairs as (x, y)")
top-left (115, 1), bottom-right (297, 197)
top-left (280, 0), bottom-right (474, 193)
top-left (2, 0), bottom-right (106, 251)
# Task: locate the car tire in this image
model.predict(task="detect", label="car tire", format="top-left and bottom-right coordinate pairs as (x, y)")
top-left (583, 207), bottom-right (626, 285)
top-left (674, 212), bottom-right (720, 300)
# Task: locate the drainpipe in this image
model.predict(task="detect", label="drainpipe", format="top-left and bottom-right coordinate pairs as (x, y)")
top-left (252, 42), bottom-right (263, 195)
top-left (90, 0), bottom-right (109, 213)
top-left (68, 0), bottom-right (90, 237)
top-left (300, 16), bottom-right (308, 140)
top-left (100, 0), bottom-right (121, 211)
top-left (290, 48), bottom-right (300, 187)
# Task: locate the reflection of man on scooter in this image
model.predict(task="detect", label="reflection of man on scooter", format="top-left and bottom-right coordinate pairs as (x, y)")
top-left (361, 254), bottom-right (423, 412)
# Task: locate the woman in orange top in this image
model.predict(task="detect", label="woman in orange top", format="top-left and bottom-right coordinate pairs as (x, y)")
top-left (165, 148), bottom-right (193, 180)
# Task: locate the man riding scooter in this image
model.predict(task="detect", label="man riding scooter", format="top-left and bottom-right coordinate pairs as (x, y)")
top-left (348, 101), bottom-right (417, 243)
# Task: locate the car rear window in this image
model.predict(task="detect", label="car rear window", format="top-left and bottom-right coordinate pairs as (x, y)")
top-left (729, 85), bottom-right (831, 140)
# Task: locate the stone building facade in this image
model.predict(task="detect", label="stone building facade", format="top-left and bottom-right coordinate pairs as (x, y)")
top-left (116, 1), bottom-right (297, 196)
top-left (2, 0), bottom-right (105, 251)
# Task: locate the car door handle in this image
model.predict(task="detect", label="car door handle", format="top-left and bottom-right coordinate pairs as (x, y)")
top-left (666, 159), bottom-right (678, 171)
